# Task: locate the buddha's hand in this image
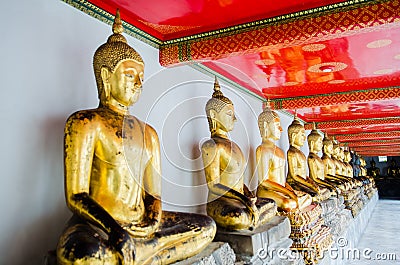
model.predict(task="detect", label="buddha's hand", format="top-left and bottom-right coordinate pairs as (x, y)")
top-left (244, 198), bottom-right (259, 228)
top-left (109, 227), bottom-right (135, 265)
top-left (127, 221), bottom-right (157, 238)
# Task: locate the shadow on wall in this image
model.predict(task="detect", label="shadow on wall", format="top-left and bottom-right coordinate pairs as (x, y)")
top-left (4, 201), bottom-right (71, 265)
top-left (1, 117), bottom-right (71, 265)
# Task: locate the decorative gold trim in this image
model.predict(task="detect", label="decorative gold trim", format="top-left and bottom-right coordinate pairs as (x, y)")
top-left (373, 69), bottom-right (394, 75)
top-left (307, 62), bottom-right (348, 73)
top-left (255, 59), bottom-right (276, 66)
top-left (366, 39), bottom-right (392, 49)
top-left (60, 0), bottom-right (162, 48)
top-left (162, 0), bottom-right (383, 45)
top-left (328, 79), bottom-right (345, 84)
top-left (302, 43), bottom-right (326, 52)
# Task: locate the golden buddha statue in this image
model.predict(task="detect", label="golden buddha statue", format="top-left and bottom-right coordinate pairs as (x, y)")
top-left (307, 127), bottom-right (338, 196)
top-left (332, 141), bottom-right (358, 188)
top-left (286, 116), bottom-right (331, 201)
top-left (56, 10), bottom-right (216, 265)
top-left (201, 78), bottom-right (276, 231)
top-left (367, 159), bottom-right (380, 178)
top-left (343, 149), bottom-right (354, 178)
top-left (387, 159), bottom-right (398, 178)
top-left (255, 103), bottom-right (312, 212)
top-left (360, 157), bottom-right (368, 177)
top-left (321, 134), bottom-right (352, 191)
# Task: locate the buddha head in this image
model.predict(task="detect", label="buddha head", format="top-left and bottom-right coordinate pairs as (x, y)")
top-left (332, 139), bottom-right (340, 158)
top-left (205, 77), bottom-right (236, 134)
top-left (287, 114), bottom-right (305, 147)
top-left (322, 133), bottom-right (333, 155)
top-left (93, 10), bottom-right (144, 107)
top-left (258, 101), bottom-right (282, 141)
top-left (344, 150), bottom-right (351, 163)
top-left (339, 147), bottom-right (346, 161)
top-left (307, 126), bottom-right (323, 153)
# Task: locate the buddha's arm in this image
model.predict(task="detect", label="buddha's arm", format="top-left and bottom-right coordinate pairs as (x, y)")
top-left (65, 113), bottom-right (121, 233)
top-left (256, 148), bottom-right (296, 199)
top-left (64, 113), bottom-right (134, 261)
top-left (287, 151), bottom-right (319, 192)
top-left (202, 142), bottom-right (257, 216)
top-left (308, 157), bottom-right (321, 183)
top-left (325, 174), bottom-right (346, 185)
top-left (127, 125), bottom-right (162, 237)
top-left (307, 157), bottom-right (335, 189)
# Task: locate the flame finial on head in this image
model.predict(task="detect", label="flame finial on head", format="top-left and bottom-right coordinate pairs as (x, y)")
top-left (214, 76), bottom-right (220, 92)
top-left (258, 99), bottom-right (279, 131)
top-left (262, 99), bottom-right (271, 111)
top-left (205, 76), bottom-right (233, 113)
top-left (112, 9), bottom-right (123, 34)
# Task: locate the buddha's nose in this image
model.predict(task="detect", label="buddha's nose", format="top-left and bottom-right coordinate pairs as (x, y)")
top-left (134, 76), bottom-right (142, 88)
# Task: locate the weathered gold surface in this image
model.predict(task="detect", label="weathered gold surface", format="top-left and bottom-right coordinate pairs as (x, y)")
top-left (255, 104), bottom-right (312, 211)
top-left (286, 117), bottom-right (330, 202)
top-left (56, 10), bottom-right (216, 265)
top-left (202, 78), bottom-right (276, 231)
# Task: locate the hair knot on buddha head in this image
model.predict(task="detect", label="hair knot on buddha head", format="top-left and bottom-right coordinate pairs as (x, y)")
top-left (205, 77), bottom-right (234, 133)
top-left (287, 113), bottom-right (305, 145)
top-left (93, 9), bottom-right (144, 102)
top-left (258, 100), bottom-right (279, 137)
top-left (307, 123), bottom-right (322, 149)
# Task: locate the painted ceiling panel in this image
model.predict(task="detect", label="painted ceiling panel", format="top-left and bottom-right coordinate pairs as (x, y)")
top-left (64, 0), bottom-right (400, 157)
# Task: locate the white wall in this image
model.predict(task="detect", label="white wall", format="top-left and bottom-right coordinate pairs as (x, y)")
top-left (0, 1), bottom-right (311, 264)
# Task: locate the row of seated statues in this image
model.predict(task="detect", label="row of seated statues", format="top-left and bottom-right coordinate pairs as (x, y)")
top-left (367, 158), bottom-right (400, 178)
top-left (54, 10), bottom-right (377, 265)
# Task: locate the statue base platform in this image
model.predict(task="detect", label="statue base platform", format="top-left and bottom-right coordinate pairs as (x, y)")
top-left (214, 216), bottom-right (294, 264)
top-left (320, 197), bottom-right (352, 238)
top-left (328, 191), bottom-right (378, 265)
top-left (45, 242), bottom-right (236, 265)
top-left (173, 242), bottom-right (236, 265)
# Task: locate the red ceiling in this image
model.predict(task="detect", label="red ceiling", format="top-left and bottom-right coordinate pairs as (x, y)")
top-left (66, 0), bottom-right (400, 158)
top-left (87, 0), bottom-right (347, 40)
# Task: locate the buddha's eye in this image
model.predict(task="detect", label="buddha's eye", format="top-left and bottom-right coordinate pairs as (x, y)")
top-left (125, 74), bottom-right (134, 78)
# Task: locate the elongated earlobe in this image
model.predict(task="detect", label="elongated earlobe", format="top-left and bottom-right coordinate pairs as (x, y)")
top-left (101, 67), bottom-right (111, 101)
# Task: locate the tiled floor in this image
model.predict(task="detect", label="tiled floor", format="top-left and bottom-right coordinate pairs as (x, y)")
top-left (347, 199), bottom-right (400, 264)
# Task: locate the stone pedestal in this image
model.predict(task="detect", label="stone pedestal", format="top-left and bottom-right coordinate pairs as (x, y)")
top-left (173, 242), bottom-right (236, 265)
top-left (320, 197), bottom-right (352, 239)
top-left (214, 216), bottom-right (293, 264)
top-left (326, 191), bottom-right (378, 265)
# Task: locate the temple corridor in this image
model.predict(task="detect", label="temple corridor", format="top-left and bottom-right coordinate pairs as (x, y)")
top-left (347, 199), bottom-right (400, 264)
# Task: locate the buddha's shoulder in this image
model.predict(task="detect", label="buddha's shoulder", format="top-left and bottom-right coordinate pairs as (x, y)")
top-left (257, 143), bottom-right (273, 154)
top-left (66, 108), bottom-right (103, 124)
top-left (201, 137), bottom-right (232, 149)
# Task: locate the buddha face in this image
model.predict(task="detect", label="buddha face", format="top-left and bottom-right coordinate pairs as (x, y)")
top-left (103, 59), bottom-right (144, 107)
top-left (333, 146), bottom-right (340, 157)
top-left (340, 149), bottom-right (345, 160)
top-left (267, 117), bottom-right (282, 140)
top-left (293, 128), bottom-right (306, 147)
top-left (345, 152), bottom-right (351, 162)
top-left (313, 136), bottom-right (323, 152)
top-left (324, 142), bottom-right (333, 155)
top-left (212, 104), bottom-right (236, 132)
